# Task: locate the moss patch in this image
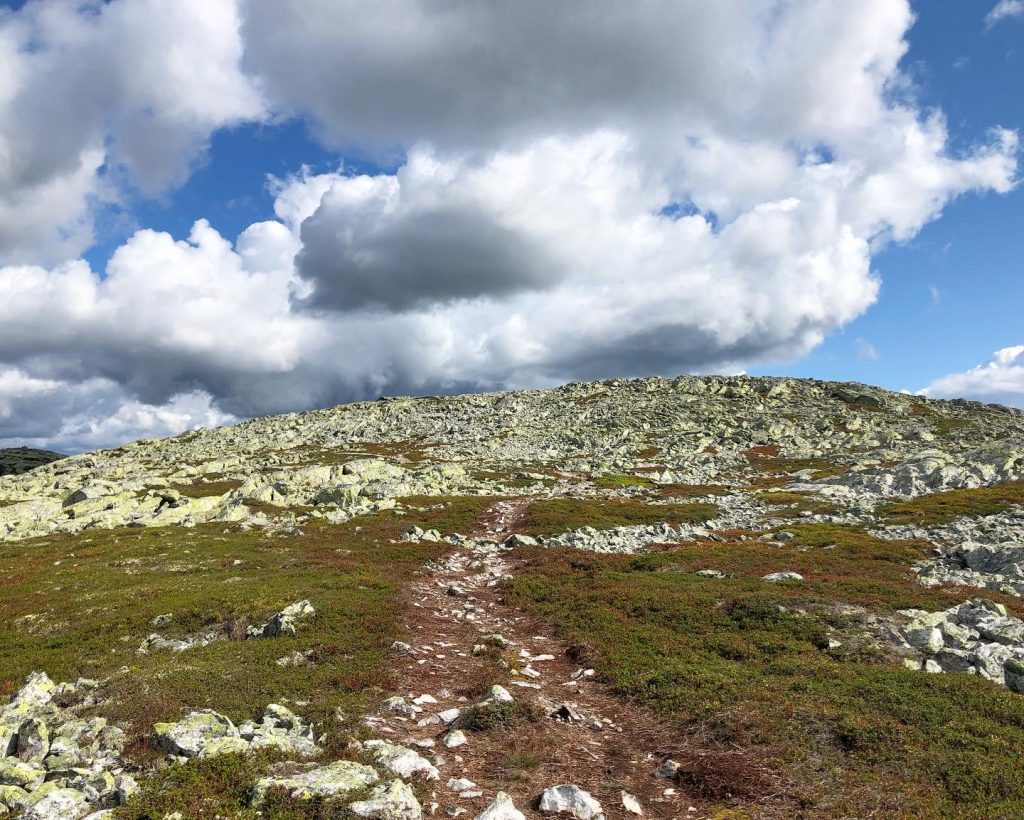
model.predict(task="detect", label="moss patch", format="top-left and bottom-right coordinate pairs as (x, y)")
top-left (169, 479), bottom-right (245, 498)
top-left (592, 473), bottom-right (655, 490)
top-left (504, 525), bottom-right (1024, 817)
top-left (0, 497), bottom-right (492, 764)
top-left (879, 481), bottom-right (1024, 526)
top-left (757, 490), bottom-right (842, 517)
top-left (521, 498), bottom-right (718, 538)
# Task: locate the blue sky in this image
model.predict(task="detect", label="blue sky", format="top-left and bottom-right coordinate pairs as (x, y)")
top-left (0, 0), bottom-right (1022, 451)
top-left (751, 0), bottom-right (1024, 390)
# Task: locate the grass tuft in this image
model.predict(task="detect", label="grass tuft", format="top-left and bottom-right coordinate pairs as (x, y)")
top-left (878, 481), bottom-right (1024, 526)
top-left (521, 498), bottom-right (718, 538)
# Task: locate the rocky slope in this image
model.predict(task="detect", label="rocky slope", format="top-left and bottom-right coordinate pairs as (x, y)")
top-left (0, 448), bottom-right (64, 478)
top-left (1, 375), bottom-right (1024, 818)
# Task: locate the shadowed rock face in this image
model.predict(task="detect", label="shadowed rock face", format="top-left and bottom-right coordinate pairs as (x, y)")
top-left (0, 448), bottom-right (64, 477)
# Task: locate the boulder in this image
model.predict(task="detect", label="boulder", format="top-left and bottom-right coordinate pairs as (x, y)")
top-left (154, 710), bottom-right (240, 757)
top-left (247, 600), bottom-right (316, 639)
top-left (1005, 658), bottom-right (1024, 693)
top-left (538, 784), bottom-right (605, 819)
top-left (0, 785), bottom-right (28, 812)
top-left (252, 760), bottom-right (379, 805)
top-left (196, 736), bottom-right (251, 758)
top-left (245, 704), bottom-right (319, 757)
top-left (762, 571), bottom-right (803, 583)
top-left (348, 779), bottom-right (423, 819)
top-left (476, 791), bottom-right (526, 820)
top-left (15, 718), bottom-right (48, 765)
top-left (361, 739), bottom-right (439, 780)
top-left (21, 787), bottom-right (90, 819)
top-left (0, 758), bottom-right (45, 791)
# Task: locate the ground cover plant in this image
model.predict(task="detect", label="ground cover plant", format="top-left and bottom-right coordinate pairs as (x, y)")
top-left (520, 497), bottom-right (719, 537)
top-left (878, 480), bottom-right (1024, 526)
top-left (504, 523), bottom-right (1024, 817)
top-left (0, 496), bottom-right (491, 815)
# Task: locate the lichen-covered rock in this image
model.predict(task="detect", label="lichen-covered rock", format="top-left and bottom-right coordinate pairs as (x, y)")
top-left (361, 739), bottom-right (439, 780)
top-left (246, 600), bottom-right (316, 639)
top-left (251, 760), bottom-right (379, 805)
top-left (0, 758), bottom-right (45, 791)
top-left (154, 710), bottom-right (240, 757)
top-left (888, 599), bottom-right (1024, 689)
top-left (21, 786), bottom-right (90, 819)
top-left (0, 784), bottom-right (29, 812)
top-left (15, 718), bottom-right (48, 765)
top-left (348, 779), bottom-right (423, 819)
top-left (243, 704), bottom-right (319, 757)
top-left (196, 736), bottom-right (251, 758)
top-left (762, 571), bottom-right (803, 583)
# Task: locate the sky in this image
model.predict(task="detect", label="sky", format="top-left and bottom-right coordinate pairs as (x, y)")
top-left (0, 0), bottom-right (1021, 453)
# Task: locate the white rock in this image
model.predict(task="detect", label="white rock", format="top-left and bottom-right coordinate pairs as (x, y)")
top-left (761, 571), bottom-right (803, 583)
top-left (22, 788), bottom-right (90, 819)
top-left (476, 791), bottom-right (526, 820)
top-left (252, 760), bottom-right (380, 805)
top-left (349, 778), bottom-right (423, 819)
top-left (443, 729), bottom-right (468, 748)
top-left (362, 739), bottom-right (440, 780)
top-left (481, 685), bottom-right (514, 705)
top-left (620, 791), bottom-right (642, 815)
top-left (153, 710), bottom-right (239, 757)
top-left (538, 784), bottom-right (605, 819)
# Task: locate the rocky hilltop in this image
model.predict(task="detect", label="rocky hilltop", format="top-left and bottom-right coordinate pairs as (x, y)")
top-left (0, 448), bottom-right (64, 477)
top-left (1, 376), bottom-right (1024, 818)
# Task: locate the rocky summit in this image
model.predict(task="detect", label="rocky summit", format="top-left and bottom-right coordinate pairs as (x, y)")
top-left (2, 375), bottom-right (1024, 818)
top-left (0, 449), bottom-right (64, 478)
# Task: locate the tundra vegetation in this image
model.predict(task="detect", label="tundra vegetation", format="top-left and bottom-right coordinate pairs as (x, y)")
top-left (0, 375), bottom-right (1022, 818)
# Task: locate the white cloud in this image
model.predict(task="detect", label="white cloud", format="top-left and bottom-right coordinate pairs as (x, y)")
top-left (0, 368), bottom-right (235, 452)
top-left (987, 0), bottom-right (1024, 27)
top-left (922, 346), bottom-right (1024, 408)
top-left (0, 0), bottom-right (1018, 450)
top-left (856, 339), bottom-right (880, 361)
top-left (0, 0), bottom-right (263, 265)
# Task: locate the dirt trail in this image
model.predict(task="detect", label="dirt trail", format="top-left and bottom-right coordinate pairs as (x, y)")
top-left (376, 500), bottom-right (705, 819)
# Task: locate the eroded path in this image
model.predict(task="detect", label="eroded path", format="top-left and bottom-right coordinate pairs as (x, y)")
top-left (371, 500), bottom-right (703, 819)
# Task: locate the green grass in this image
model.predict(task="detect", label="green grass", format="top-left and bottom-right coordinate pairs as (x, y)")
top-left (114, 751), bottom-right (380, 819)
top-left (504, 525), bottom-right (1024, 817)
top-left (521, 497), bottom-right (718, 538)
top-left (169, 479), bottom-right (245, 498)
top-left (757, 490), bottom-right (842, 517)
top-left (931, 417), bottom-right (974, 438)
top-left (0, 496), bottom-right (491, 772)
top-left (879, 481), bottom-right (1024, 526)
top-left (652, 483), bottom-right (731, 499)
top-left (592, 473), bottom-right (654, 490)
top-left (457, 699), bottom-right (541, 732)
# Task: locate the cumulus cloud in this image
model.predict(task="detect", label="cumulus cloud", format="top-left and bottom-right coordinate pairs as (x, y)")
top-left (0, 0), bottom-right (1018, 450)
top-left (0, 368), bottom-right (236, 453)
top-left (0, 0), bottom-right (262, 265)
top-left (295, 160), bottom-right (559, 313)
top-left (987, 0), bottom-right (1024, 27)
top-left (922, 346), bottom-right (1024, 408)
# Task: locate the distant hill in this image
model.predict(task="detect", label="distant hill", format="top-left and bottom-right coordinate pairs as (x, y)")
top-left (0, 446), bottom-right (65, 476)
